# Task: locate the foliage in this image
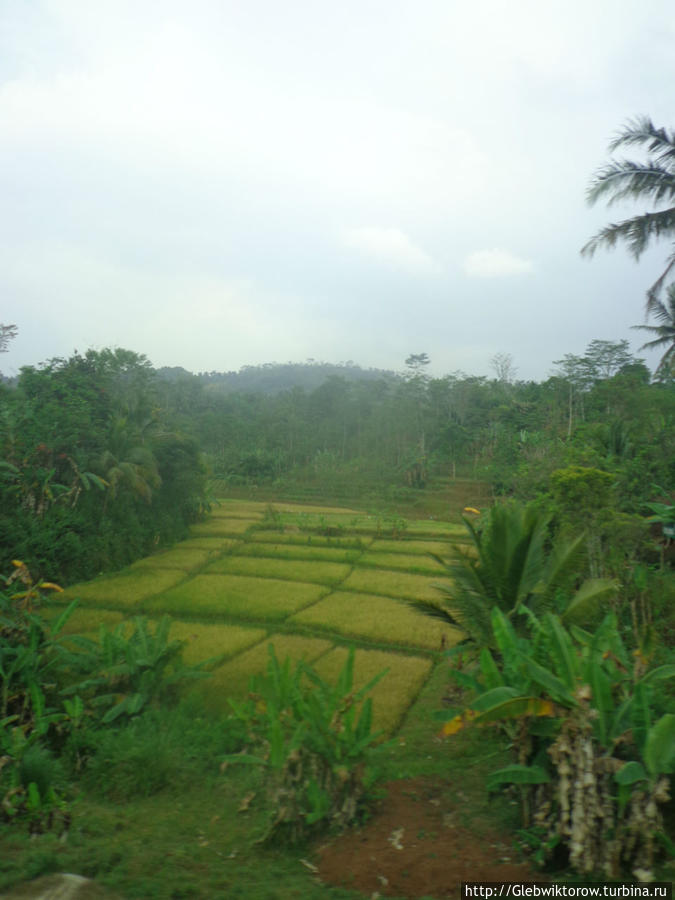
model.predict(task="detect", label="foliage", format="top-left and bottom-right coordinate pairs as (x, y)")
top-left (226, 645), bottom-right (388, 843)
top-left (0, 349), bottom-right (207, 584)
top-left (632, 283), bottom-right (675, 378)
top-left (410, 501), bottom-right (617, 646)
top-left (582, 115), bottom-right (675, 311)
top-left (0, 564), bottom-right (74, 833)
top-left (64, 616), bottom-right (210, 724)
top-left (438, 606), bottom-right (675, 877)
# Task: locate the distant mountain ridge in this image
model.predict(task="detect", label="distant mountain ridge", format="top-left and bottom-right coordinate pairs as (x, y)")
top-left (155, 361), bottom-right (400, 394)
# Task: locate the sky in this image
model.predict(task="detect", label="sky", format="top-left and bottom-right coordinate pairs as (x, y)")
top-left (2, 0), bottom-right (675, 381)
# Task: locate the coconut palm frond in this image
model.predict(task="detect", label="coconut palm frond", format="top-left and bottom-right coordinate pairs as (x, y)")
top-left (608, 116), bottom-right (675, 161)
top-left (583, 116), bottom-right (675, 311)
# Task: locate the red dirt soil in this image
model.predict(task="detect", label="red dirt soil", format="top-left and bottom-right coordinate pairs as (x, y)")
top-left (316, 778), bottom-right (543, 899)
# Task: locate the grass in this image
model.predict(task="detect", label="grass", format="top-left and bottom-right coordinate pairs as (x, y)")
top-left (234, 541), bottom-right (363, 563)
top-left (60, 568), bottom-right (187, 609)
top-left (311, 646), bottom-right (433, 734)
top-left (340, 568), bottom-right (443, 602)
top-left (41, 606), bottom-right (125, 635)
top-left (402, 520), bottom-right (467, 537)
top-left (146, 573), bottom-right (328, 620)
top-left (130, 546), bottom-right (219, 572)
top-left (161, 619), bottom-right (267, 666)
top-left (189, 517), bottom-right (261, 536)
top-left (369, 537), bottom-right (461, 555)
top-left (204, 555), bottom-right (352, 586)
top-left (196, 634), bottom-right (334, 704)
top-left (357, 550), bottom-right (446, 575)
top-left (171, 537), bottom-right (241, 551)
top-left (250, 531), bottom-right (370, 549)
top-left (289, 590), bottom-right (462, 651)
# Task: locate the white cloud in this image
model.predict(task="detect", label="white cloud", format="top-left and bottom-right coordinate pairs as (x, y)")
top-left (463, 249), bottom-right (534, 278)
top-left (340, 227), bottom-right (440, 274)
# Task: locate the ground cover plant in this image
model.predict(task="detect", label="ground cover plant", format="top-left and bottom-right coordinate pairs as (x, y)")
top-left (312, 646), bottom-right (433, 734)
top-left (357, 550), bottom-right (446, 575)
top-left (369, 538), bottom-right (466, 555)
top-left (130, 546), bottom-right (218, 571)
top-left (172, 536), bottom-right (240, 551)
top-left (290, 590), bottom-right (460, 651)
top-left (189, 517), bottom-right (261, 536)
top-left (148, 573), bottom-right (329, 619)
top-left (250, 530), bottom-right (371, 549)
top-left (59, 568), bottom-right (187, 609)
top-left (156, 619), bottom-right (267, 666)
top-left (235, 541), bottom-right (363, 563)
top-left (340, 567), bottom-right (442, 602)
top-left (205, 554), bottom-right (353, 586)
top-left (197, 634), bottom-right (334, 702)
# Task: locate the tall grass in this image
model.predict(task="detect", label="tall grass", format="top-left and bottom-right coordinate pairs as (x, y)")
top-left (148, 574), bottom-right (328, 620)
top-left (290, 590), bottom-right (461, 651)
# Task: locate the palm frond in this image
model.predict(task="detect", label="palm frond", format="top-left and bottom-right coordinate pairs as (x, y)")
top-left (581, 209), bottom-right (675, 261)
top-left (608, 116), bottom-right (675, 163)
top-left (586, 162), bottom-right (675, 207)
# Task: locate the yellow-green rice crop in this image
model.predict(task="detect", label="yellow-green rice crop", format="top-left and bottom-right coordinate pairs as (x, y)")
top-left (277, 512), bottom-right (375, 531)
top-left (369, 539), bottom-right (458, 556)
top-left (403, 520), bottom-right (466, 537)
top-left (340, 569), bottom-right (442, 602)
top-left (289, 591), bottom-right (462, 651)
top-left (269, 503), bottom-right (364, 515)
top-left (251, 532), bottom-right (370, 550)
top-left (311, 647), bottom-right (432, 734)
top-left (204, 556), bottom-right (351, 586)
top-left (158, 620), bottom-right (266, 666)
top-left (169, 537), bottom-right (240, 552)
top-left (42, 606), bottom-right (125, 635)
top-left (189, 518), bottom-right (260, 536)
top-left (196, 634), bottom-right (333, 706)
top-left (357, 551), bottom-right (445, 575)
top-left (207, 503), bottom-right (265, 520)
top-left (130, 547), bottom-right (217, 572)
top-left (146, 574), bottom-right (328, 620)
top-left (234, 542), bottom-right (362, 564)
top-left (60, 569), bottom-right (187, 609)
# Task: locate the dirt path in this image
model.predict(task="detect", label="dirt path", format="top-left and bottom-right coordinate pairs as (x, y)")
top-left (316, 777), bottom-right (542, 899)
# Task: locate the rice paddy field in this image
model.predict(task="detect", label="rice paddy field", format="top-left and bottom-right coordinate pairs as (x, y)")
top-left (56, 500), bottom-right (466, 734)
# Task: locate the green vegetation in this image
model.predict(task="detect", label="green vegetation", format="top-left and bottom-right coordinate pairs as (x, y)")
top-left (290, 590), bottom-right (459, 650)
top-left (151, 573), bottom-right (329, 619)
top-left (438, 608), bottom-right (675, 876)
top-left (226, 646), bottom-right (388, 844)
top-left (0, 319), bottom-right (673, 893)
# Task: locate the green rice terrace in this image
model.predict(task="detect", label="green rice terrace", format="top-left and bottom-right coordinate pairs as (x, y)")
top-left (54, 500), bottom-right (468, 735)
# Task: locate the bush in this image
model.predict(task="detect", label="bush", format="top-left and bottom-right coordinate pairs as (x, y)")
top-left (438, 607), bottom-right (675, 878)
top-left (226, 645), bottom-right (389, 843)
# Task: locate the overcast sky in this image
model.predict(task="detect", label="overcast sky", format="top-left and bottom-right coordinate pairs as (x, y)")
top-left (2, 0), bottom-right (674, 381)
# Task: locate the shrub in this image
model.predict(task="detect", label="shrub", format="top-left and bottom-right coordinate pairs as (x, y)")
top-left (226, 645), bottom-right (388, 843)
top-left (438, 607), bottom-right (675, 878)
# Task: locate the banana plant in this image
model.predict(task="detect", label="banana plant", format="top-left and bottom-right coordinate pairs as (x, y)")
top-left (436, 606), bottom-right (675, 875)
top-left (225, 645), bottom-right (389, 843)
top-left (65, 616), bottom-right (209, 724)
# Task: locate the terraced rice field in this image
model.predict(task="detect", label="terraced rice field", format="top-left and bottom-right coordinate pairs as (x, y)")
top-left (56, 499), bottom-right (467, 733)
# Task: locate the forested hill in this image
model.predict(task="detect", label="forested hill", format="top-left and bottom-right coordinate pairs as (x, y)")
top-left (156, 361), bottom-right (399, 394)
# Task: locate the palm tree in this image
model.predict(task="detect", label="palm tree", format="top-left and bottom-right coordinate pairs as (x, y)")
top-left (581, 116), bottom-right (675, 312)
top-left (632, 283), bottom-right (675, 377)
top-left (409, 501), bottom-right (617, 647)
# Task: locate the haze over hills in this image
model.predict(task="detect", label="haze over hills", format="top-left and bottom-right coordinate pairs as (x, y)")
top-left (156, 360), bottom-right (401, 395)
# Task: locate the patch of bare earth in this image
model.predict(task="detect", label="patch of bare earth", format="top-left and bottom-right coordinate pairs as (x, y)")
top-left (316, 778), bottom-right (542, 899)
